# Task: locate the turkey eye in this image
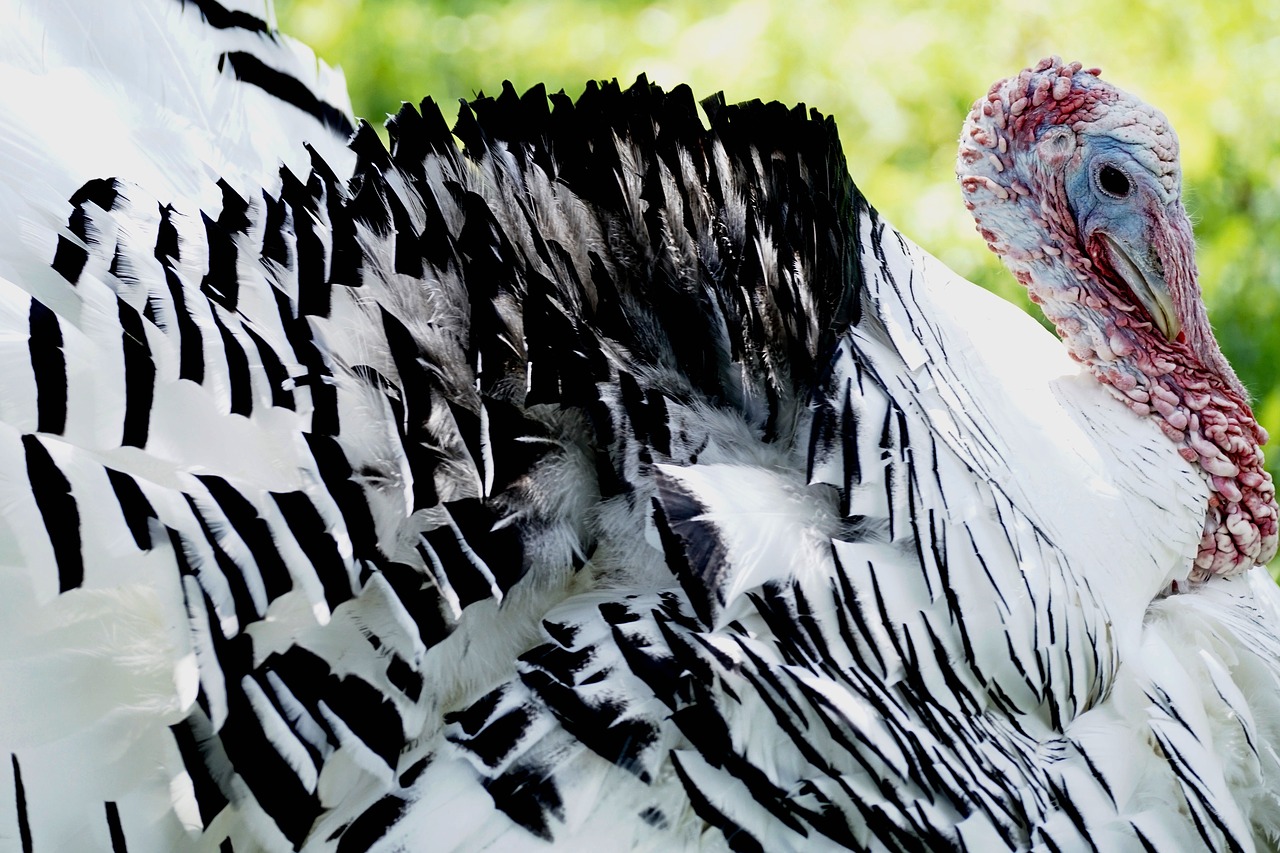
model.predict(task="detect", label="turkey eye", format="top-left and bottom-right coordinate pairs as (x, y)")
top-left (1096, 164), bottom-right (1131, 198)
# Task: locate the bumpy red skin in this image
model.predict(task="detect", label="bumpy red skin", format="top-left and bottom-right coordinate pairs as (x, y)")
top-left (957, 57), bottom-right (1277, 580)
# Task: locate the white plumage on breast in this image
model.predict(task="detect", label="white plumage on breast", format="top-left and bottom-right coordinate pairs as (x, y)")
top-left (0, 2), bottom-right (1279, 851)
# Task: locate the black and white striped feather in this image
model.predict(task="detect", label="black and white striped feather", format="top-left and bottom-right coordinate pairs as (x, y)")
top-left (2, 2), bottom-right (1280, 851)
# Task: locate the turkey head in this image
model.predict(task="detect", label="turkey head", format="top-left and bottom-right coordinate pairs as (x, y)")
top-left (957, 56), bottom-right (1277, 579)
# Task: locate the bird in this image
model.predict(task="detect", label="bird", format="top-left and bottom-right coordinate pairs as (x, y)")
top-left (0, 1), bottom-right (1278, 851)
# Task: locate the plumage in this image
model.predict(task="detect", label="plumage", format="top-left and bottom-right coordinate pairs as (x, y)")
top-left (1, 2), bottom-right (1279, 851)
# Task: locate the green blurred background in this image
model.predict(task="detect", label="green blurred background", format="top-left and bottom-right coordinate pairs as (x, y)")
top-left (274, 0), bottom-right (1280, 556)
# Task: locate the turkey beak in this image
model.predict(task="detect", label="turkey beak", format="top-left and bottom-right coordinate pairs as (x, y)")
top-left (1096, 230), bottom-right (1181, 342)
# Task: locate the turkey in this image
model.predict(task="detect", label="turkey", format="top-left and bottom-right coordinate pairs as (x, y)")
top-left (1, 1), bottom-right (1278, 850)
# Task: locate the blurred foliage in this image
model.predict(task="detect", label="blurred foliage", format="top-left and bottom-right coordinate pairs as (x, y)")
top-left (274, 0), bottom-right (1280, 524)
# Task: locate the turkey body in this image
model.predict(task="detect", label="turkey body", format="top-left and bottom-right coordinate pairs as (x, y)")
top-left (1, 1), bottom-right (1279, 851)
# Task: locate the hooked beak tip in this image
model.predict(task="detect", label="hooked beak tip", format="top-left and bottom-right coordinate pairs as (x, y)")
top-left (1098, 233), bottom-right (1182, 342)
